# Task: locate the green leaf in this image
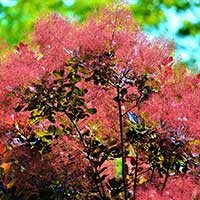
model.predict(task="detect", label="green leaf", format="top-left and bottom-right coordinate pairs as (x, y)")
top-left (76, 98), bottom-right (85, 106)
top-left (87, 108), bottom-right (97, 114)
top-left (113, 96), bottom-right (119, 102)
top-left (108, 178), bottom-right (122, 189)
top-left (0, 167), bottom-right (4, 174)
top-left (29, 116), bottom-right (42, 125)
top-left (14, 105), bottom-right (24, 112)
top-left (53, 69), bottom-right (64, 78)
top-left (36, 130), bottom-right (46, 138)
top-left (121, 88), bottom-right (127, 96)
top-left (72, 87), bottom-right (81, 95)
top-left (111, 189), bottom-right (121, 197)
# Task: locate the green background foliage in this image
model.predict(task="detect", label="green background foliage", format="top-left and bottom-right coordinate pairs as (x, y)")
top-left (0, 0), bottom-right (199, 69)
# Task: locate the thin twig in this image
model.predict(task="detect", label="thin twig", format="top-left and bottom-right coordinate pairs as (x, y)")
top-left (122, 104), bottom-right (137, 117)
top-left (162, 159), bottom-right (171, 192)
top-left (150, 168), bottom-right (155, 183)
top-left (133, 153), bottom-right (138, 200)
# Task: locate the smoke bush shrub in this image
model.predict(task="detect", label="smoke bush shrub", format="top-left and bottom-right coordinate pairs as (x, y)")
top-left (0, 3), bottom-right (199, 200)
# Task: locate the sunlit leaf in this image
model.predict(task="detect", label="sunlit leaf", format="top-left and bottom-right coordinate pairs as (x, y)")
top-left (0, 163), bottom-right (10, 174)
top-left (6, 179), bottom-right (15, 189)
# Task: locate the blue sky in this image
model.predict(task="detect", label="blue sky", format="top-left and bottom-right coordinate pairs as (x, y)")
top-left (145, 4), bottom-right (200, 70)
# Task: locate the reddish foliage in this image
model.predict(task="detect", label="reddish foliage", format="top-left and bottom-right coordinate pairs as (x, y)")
top-left (5, 146), bottom-right (52, 193)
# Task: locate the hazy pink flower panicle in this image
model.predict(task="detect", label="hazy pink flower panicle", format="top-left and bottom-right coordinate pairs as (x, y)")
top-left (50, 135), bottom-right (86, 173)
top-left (34, 13), bottom-right (76, 71)
top-left (1, 42), bottom-right (41, 88)
top-left (0, 5), bottom-right (175, 125)
top-left (140, 66), bottom-right (200, 140)
top-left (115, 32), bottom-right (175, 74)
top-left (51, 135), bottom-right (93, 192)
top-left (137, 175), bottom-right (198, 200)
top-left (0, 14), bottom-right (75, 126)
top-left (75, 5), bottom-right (175, 75)
top-left (74, 5), bottom-right (137, 56)
top-left (0, 43), bottom-right (40, 126)
top-left (78, 81), bottom-right (120, 145)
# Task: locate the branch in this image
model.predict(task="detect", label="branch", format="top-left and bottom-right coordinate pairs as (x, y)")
top-left (117, 86), bottom-right (128, 200)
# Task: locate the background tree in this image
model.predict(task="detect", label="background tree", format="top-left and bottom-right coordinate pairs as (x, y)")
top-left (129, 0), bottom-right (200, 71)
top-left (0, 0), bottom-right (199, 69)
